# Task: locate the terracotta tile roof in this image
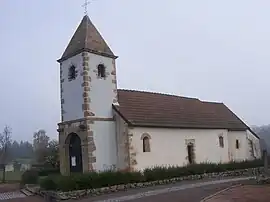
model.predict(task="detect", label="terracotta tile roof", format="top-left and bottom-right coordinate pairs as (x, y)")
top-left (114, 89), bottom-right (249, 130)
top-left (58, 15), bottom-right (116, 62)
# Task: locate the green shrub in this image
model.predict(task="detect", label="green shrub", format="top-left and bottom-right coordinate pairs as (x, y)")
top-left (39, 176), bottom-right (57, 190)
top-left (51, 175), bottom-right (74, 192)
top-left (143, 160), bottom-right (262, 182)
top-left (39, 159), bottom-right (263, 191)
top-left (38, 168), bottom-right (60, 177)
top-left (21, 169), bottom-right (39, 185)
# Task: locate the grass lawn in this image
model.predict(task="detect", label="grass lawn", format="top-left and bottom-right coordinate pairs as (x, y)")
top-left (0, 171), bottom-right (23, 182)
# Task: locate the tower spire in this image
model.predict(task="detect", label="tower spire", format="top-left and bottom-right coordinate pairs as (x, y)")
top-left (57, 15), bottom-right (117, 62)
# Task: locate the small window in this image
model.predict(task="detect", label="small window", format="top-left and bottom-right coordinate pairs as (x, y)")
top-left (236, 139), bottom-right (240, 149)
top-left (143, 137), bottom-right (150, 152)
top-left (141, 133), bottom-right (151, 152)
top-left (68, 65), bottom-right (77, 81)
top-left (97, 64), bottom-right (106, 78)
top-left (219, 136), bottom-right (224, 148)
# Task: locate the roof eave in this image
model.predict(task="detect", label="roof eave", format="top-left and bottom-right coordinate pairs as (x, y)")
top-left (221, 103), bottom-right (260, 139)
top-left (57, 48), bottom-right (118, 63)
top-left (112, 104), bottom-right (133, 126)
top-left (247, 128), bottom-right (260, 140)
top-left (130, 123), bottom-right (248, 130)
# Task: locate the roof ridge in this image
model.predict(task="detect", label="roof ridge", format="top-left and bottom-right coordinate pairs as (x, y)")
top-left (117, 88), bottom-right (200, 101)
top-left (201, 100), bottom-right (223, 104)
top-left (84, 15), bottom-right (88, 51)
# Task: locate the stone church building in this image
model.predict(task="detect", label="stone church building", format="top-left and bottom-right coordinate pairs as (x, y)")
top-left (57, 15), bottom-right (261, 175)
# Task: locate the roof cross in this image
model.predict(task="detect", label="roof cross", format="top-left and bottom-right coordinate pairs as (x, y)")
top-left (82, 0), bottom-right (91, 15)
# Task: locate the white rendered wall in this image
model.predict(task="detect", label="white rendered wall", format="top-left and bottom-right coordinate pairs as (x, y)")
top-left (227, 131), bottom-right (248, 162)
top-left (88, 53), bottom-right (117, 118)
top-left (247, 130), bottom-right (261, 159)
top-left (61, 54), bottom-right (84, 121)
top-left (60, 51), bottom-right (119, 172)
top-left (92, 121), bottom-right (117, 172)
top-left (129, 127), bottom-right (230, 171)
top-left (86, 52), bottom-right (118, 171)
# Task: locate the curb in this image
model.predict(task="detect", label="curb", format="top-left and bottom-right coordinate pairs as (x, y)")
top-left (20, 188), bottom-right (34, 196)
top-left (200, 184), bottom-right (242, 202)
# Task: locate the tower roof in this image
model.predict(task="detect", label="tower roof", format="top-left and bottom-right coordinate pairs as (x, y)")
top-left (58, 15), bottom-right (117, 62)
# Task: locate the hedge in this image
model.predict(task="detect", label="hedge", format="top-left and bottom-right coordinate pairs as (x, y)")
top-left (38, 168), bottom-right (60, 177)
top-left (21, 169), bottom-right (39, 185)
top-left (38, 159), bottom-right (263, 191)
top-left (39, 171), bottom-right (144, 192)
top-left (143, 160), bottom-right (263, 181)
top-left (20, 168), bottom-right (60, 185)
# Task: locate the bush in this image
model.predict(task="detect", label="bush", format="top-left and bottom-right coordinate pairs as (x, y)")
top-left (21, 169), bottom-right (39, 185)
top-left (55, 175), bottom-right (77, 192)
top-left (38, 168), bottom-right (60, 177)
top-left (39, 176), bottom-right (57, 190)
top-left (40, 171), bottom-right (144, 191)
top-left (143, 160), bottom-right (263, 182)
top-left (39, 159), bottom-right (263, 191)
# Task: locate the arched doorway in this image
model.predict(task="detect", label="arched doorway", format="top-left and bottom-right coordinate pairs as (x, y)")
top-left (66, 133), bottom-right (83, 173)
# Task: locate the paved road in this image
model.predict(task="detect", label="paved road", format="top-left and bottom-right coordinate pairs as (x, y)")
top-left (0, 196), bottom-right (44, 202)
top-left (130, 183), bottom-right (236, 202)
top-left (0, 177), bottom-right (256, 202)
top-left (206, 185), bottom-right (270, 202)
top-left (72, 177), bottom-right (254, 202)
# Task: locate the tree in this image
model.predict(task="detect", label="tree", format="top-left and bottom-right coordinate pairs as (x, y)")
top-left (45, 140), bottom-right (59, 168)
top-left (33, 129), bottom-right (50, 164)
top-left (0, 126), bottom-right (12, 182)
top-left (253, 125), bottom-right (270, 153)
top-left (8, 140), bottom-right (34, 160)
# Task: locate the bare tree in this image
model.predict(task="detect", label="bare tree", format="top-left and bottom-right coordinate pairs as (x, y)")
top-left (33, 129), bottom-right (50, 164)
top-left (0, 126), bottom-right (12, 182)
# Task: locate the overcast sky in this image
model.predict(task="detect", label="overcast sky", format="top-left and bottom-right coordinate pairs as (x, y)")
top-left (0, 0), bottom-right (269, 141)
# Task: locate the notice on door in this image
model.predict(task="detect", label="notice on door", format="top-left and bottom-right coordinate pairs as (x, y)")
top-left (71, 156), bottom-right (76, 167)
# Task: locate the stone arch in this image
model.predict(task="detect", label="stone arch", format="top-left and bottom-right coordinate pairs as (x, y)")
top-left (140, 133), bottom-right (151, 140)
top-left (65, 133), bottom-right (83, 173)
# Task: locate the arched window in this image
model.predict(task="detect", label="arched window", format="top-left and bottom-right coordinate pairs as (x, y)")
top-left (68, 65), bottom-right (76, 81)
top-left (141, 133), bottom-right (151, 152)
top-left (97, 64), bottom-right (106, 78)
top-left (219, 136), bottom-right (224, 148)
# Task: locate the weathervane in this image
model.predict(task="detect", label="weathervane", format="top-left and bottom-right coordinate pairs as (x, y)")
top-left (82, 0), bottom-right (91, 15)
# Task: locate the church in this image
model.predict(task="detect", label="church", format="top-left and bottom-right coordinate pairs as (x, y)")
top-left (57, 15), bottom-right (261, 175)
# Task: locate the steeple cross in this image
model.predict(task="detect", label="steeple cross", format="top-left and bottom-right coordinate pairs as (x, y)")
top-left (82, 0), bottom-right (91, 15)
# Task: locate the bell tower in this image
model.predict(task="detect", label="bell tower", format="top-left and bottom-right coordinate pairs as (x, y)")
top-left (57, 15), bottom-right (119, 175)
